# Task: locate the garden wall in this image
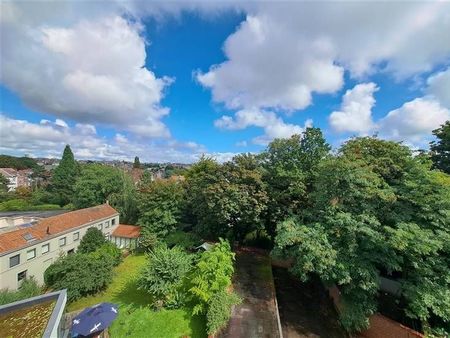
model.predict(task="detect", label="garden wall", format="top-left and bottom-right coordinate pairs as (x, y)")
top-left (325, 286), bottom-right (424, 338)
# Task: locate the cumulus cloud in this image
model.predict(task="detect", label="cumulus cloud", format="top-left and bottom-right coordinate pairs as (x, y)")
top-left (329, 83), bottom-right (378, 134)
top-left (1, 4), bottom-right (171, 137)
top-left (0, 114), bottom-right (226, 163)
top-left (427, 67), bottom-right (450, 108)
top-left (215, 108), bottom-right (310, 145)
top-left (378, 98), bottom-right (450, 144)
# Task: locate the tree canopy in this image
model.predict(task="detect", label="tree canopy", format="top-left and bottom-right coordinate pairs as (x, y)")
top-left (50, 145), bottom-right (79, 206)
top-left (431, 120), bottom-right (450, 174)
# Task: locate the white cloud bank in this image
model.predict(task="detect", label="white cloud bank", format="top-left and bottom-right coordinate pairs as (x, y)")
top-left (329, 82), bottom-right (450, 146)
top-left (1, 5), bottom-right (171, 137)
top-left (0, 114), bottom-right (238, 163)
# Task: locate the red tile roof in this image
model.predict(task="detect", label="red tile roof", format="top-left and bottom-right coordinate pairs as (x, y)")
top-left (0, 204), bottom-right (118, 254)
top-left (112, 224), bottom-right (141, 238)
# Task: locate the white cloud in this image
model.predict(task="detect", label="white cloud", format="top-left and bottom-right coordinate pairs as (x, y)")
top-left (0, 114), bottom-right (218, 163)
top-left (427, 67), bottom-right (450, 108)
top-left (215, 108), bottom-right (309, 145)
top-left (329, 83), bottom-right (378, 134)
top-left (1, 6), bottom-right (171, 137)
top-left (378, 98), bottom-right (450, 144)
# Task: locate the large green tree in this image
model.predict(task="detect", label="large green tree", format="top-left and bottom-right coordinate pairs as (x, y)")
top-left (430, 120), bottom-right (450, 174)
top-left (50, 145), bottom-right (79, 206)
top-left (274, 137), bottom-right (450, 333)
top-left (138, 179), bottom-right (185, 236)
top-left (73, 164), bottom-right (123, 208)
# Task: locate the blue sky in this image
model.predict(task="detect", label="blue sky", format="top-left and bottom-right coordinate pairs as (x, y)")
top-left (1, 2), bottom-right (449, 162)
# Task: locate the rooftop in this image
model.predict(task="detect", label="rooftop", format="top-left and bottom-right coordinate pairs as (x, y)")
top-left (0, 204), bottom-right (118, 255)
top-left (112, 224), bottom-right (141, 238)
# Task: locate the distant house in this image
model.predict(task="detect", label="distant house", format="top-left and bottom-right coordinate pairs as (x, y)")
top-left (111, 224), bottom-right (141, 249)
top-left (0, 204), bottom-right (119, 291)
top-left (0, 168), bottom-right (33, 191)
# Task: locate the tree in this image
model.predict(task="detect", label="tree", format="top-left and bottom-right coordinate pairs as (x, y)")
top-left (77, 227), bottom-right (107, 254)
top-left (133, 156), bottom-right (141, 169)
top-left (273, 137), bottom-right (450, 333)
top-left (138, 179), bottom-right (185, 236)
top-left (189, 239), bottom-right (235, 314)
top-left (73, 164), bottom-right (123, 208)
top-left (44, 250), bottom-right (115, 302)
top-left (50, 145), bottom-right (79, 206)
top-left (109, 172), bottom-right (139, 224)
top-left (138, 245), bottom-right (192, 308)
top-left (430, 120), bottom-right (450, 173)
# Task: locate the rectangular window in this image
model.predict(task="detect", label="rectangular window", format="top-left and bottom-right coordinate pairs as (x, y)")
top-left (73, 232), bottom-right (79, 241)
top-left (42, 243), bottom-right (50, 254)
top-left (26, 248), bottom-right (36, 260)
top-left (98, 223), bottom-right (103, 230)
top-left (9, 254), bottom-right (20, 268)
top-left (59, 237), bottom-right (66, 247)
top-left (67, 249), bottom-right (75, 255)
top-left (17, 270), bottom-right (27, 282)
top-left (105, 221), bottom-right (110, 228)
top-left (112, 218), bottom-right (116, 226)
top-left (104, 233), bottom-right (110, 240)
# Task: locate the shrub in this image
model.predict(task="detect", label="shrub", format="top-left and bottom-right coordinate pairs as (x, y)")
top-left (140, 227), bottom-right (160, 252)
top-left (0, 199), bottom-right (29, 211)
top-left (206, 291), bottom-right (241, 335)
top-left (77, 227), bottom-right (107, 254)
top-left (0, 277), bottom-right (42, 305)
top-left (165, 231), bottom-right (201, 249)
top-left (138, 245), bottom-right (192, 309)
top-left (44, 251), bottom-right (114, 302)
top-left (189, 239), bottom-right (235, 314)
top-left (93, 242), bottom-right (122, 266)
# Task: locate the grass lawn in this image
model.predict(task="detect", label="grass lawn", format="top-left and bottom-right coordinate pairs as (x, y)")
top-left (68, 254), bottom-right (206, 338)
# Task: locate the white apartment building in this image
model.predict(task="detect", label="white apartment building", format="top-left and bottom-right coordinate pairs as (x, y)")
top-left (0, 204), bottom-right (120, 291)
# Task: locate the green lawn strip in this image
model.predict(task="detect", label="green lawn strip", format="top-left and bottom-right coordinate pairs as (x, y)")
top-left (67, 254), bottom-right (206, 338)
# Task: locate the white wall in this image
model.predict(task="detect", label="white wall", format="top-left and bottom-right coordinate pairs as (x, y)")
top-left (0, 215), bottom-right (119, 290)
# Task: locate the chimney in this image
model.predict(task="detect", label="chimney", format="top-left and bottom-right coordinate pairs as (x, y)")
top-left (46, 226), bottom-right (50, 235)
top-left (106, 200), bottom-right (109, 205)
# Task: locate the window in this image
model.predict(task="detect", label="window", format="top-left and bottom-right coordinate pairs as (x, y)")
top-left (42, 243), bottom-right (50, 254)
top-left (59, 237), bottom-right (66, 247)
top-left (17, 270), bottom-right (27, 282)
top-left (98, 223), bottom-right (103, 230)
top-left (9, 254), bottom-right (20, 268)
top-left (112, 218), bottom-right (116, 226)
top-left (67, 249), bottom-right (75, 255)
top-left (73, 232), bottom-right (79, 241)
top-left (105, 221), bottom-right (110, 228)
top-left (105, 233), bottom-right (110, 240)
top-left (26, 248), bottom-right (36, 260)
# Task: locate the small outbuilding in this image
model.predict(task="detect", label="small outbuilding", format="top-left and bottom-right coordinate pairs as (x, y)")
top-left (111, 224), bottom-right (141, 249)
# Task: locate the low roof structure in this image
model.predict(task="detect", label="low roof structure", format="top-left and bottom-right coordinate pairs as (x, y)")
top-left (112, 224), bottom-right (141, 238)
top-left (0, 289), bottom-right (67, 338)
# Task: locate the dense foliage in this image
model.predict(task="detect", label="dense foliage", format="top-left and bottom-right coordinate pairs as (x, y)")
top-left (138, 245), bottom-right (193, 309)
top-left (77, 227), bottom-right (107, 254)
top-left (0, 155), bottom-right (39, 170)
top-left (44, 249), bottom-right (115, 302)
top-left (206, 290), bottom-right (241, 335)
top-left (0, 277), bottom-right (41, 306)
top-left (50, 145), bottom-right (79, 206)
top-left (189, 239), bottom-right (235, 315)
top-left (431, 120), bottom-right (450, 174)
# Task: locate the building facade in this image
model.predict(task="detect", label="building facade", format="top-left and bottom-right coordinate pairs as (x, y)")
top-left (0, 204), bottom-right (119, 291)
top-left (0, 168), bottom-right (33, 191)
top-left (111, 224), bottom-right (141, 249)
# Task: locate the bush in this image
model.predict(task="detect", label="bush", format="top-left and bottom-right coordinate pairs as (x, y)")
top-left (93, 242), bottom-right (122, 266)
top-left (44, 251), bottom-right (114, 302)
top-left (0, 199), bottom-right (62, 211)
top-left (138, 245), bottom-right (192, 309)
top-left (77, 227), bottom-right (107, 254)
top-left (0, 277), bottom-right (42, 305)
top-left (140, 227), bottom-right (160, 252)
top-left (165, 231), bottom-right (201, 249)
top-left (189, 239), bottom-right (235, 314)
top-left (206, 291), bottom-right (241, 335)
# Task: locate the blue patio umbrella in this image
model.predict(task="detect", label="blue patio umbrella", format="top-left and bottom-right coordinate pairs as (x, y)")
top-left (72, 302), bottom-right (119, 337)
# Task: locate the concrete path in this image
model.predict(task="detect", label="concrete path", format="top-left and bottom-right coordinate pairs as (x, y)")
top-left (218, 248), bottom-right (282, 338)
